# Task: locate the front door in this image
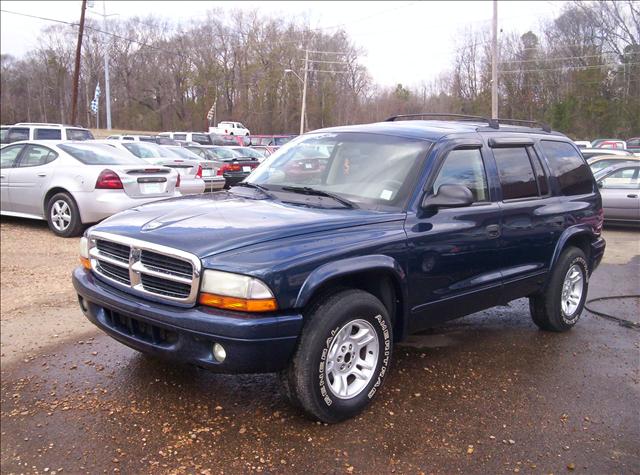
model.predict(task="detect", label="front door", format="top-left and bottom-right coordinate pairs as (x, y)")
top-left (405, 142), bottom-right (503, 332)
top-left (10, 144), bottom-right (58, 216)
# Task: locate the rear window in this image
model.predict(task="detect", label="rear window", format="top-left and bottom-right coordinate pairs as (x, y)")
top-left (210, 147), bottom-right (241, 160)
top-left (59, 144), bottom-right (146, 165)
top-left (274, 136), bottom-right (292, 146)
top-left (122, 142), bottom-right (178, 159)
top-left (541, 141), bottom-right (594, 195)
top-left (191, 133), bottom-right (212, 145)
top-left (35, 128), bottom-right (62, 140)
top-left (66, 128), bottom-right (94, 141)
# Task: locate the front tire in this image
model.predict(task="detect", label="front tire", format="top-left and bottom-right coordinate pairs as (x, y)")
top-left (530, 247), bottom-right (589, 332)
top-left (283, 289), bottom-right (393, 423)
top-left (46, 192), bottom-right (83, 237)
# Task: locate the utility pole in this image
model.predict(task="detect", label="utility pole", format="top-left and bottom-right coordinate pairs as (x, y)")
top-left (491, 0), bottom-right (499, 119)
top-left (70, 0), bottom-right (87, 125)
top-left (102, 0), bottom-right (112, 129)
top-left (300, 49), bottom-right (309, 135)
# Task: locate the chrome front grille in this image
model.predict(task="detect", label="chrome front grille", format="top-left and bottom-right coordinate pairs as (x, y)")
top-left (88, 232), bottom-right (201, 305)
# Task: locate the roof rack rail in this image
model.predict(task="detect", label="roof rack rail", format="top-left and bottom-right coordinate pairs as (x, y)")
top-left (495, 118), bottom-right (552, 133)
top-left (384, 113), bottom-right (499, 129)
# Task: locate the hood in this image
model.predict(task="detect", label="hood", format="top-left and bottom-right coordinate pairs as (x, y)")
top-left (93, 191), bottom-right (404, 258)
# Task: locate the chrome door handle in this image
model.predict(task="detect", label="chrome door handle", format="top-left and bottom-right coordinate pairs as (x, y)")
top-left (486, 224), bottom-right (501, 238)
top-left (37, 173), bottom-right (47, 177)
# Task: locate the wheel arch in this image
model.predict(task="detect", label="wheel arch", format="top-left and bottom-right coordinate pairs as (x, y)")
top-left (294, 255), bottom-right (409, 341)
top-left (549, 225), bottom-right (595, 277)
top-left (43, 187), bottom-right (75, 215)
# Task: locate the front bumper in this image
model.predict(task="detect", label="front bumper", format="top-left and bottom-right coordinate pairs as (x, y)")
top-left (72, 268), bottom-right (303, 373)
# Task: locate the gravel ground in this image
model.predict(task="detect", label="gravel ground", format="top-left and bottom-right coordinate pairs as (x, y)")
top-left (1, 217), bottom-right (638, 474)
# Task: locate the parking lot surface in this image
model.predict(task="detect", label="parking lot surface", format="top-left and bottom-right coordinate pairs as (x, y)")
top-left (1, 217), bottom-right (638, 474)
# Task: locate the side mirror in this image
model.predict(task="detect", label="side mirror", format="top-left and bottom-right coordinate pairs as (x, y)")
top-left (422, 184), bottom-right (474, 210)
top-left (597, 181), bottom-right (603, 189)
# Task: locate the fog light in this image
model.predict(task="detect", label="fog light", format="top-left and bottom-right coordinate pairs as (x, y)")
top-left (213, 343), bottom-right (226, 363)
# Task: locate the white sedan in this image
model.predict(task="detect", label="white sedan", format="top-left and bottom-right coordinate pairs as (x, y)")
top-left (0, 141), bottom-right (180, 237)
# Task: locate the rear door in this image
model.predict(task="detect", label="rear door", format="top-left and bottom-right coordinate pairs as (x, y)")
top-left (599, 167), bottom-right (640, 220)
top-left (0, 144), bottom-right (26, 212)
top-left (488, 138), bottom-right (562, 300)
top-left (9, 144), bottom-right (58, 216)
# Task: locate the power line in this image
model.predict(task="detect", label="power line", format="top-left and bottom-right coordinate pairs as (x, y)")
top-left (500, 62), bottom-right (640, 74)
top-left (499, 53), bottom-right (622, 64)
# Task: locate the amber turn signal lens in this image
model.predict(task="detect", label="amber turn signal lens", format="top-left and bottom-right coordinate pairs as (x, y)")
top-left (198, 293), bottom-right (277, 312)
top-left (80, 257), bottom-right (91, 270)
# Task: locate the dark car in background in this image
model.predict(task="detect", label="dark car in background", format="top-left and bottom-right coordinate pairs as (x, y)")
top-left (74, 114), bottom-right (605, 423)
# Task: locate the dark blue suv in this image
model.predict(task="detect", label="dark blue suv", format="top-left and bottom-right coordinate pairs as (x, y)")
top-left (73, 114), bottom-right (605, 422)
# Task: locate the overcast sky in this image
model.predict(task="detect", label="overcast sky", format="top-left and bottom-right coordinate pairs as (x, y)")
top-left (0, 0), bottom-right (566, 87)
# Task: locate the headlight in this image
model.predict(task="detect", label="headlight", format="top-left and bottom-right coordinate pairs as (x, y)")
top-left (79, 236), bottom-right (91, 269)
top-left (198, 270), bottom-right (277, 312)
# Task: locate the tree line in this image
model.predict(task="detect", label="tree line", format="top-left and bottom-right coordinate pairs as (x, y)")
top-left (1, 1), bottom-right (638, 139)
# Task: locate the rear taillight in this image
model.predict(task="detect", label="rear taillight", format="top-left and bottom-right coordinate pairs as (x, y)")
top-left (217, 163), bottom-right (242, 175)
top-left (195, 164), bottom-right (203, 178)
top-left (95, 169), bottom-right (123, 189)
top-left (176, 173), bottom-right (181, 188)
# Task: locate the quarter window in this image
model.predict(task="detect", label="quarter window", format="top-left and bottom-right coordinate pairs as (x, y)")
top-left (0, 145), bottom-right (24, 168)
top-left (18, 145), bottom-right (58, 167)
top-left (493, 147), bottom-right (538, 200)
top-left (432, 148), bottom-right (489, 202)
top-left (528, 147), bottom-right (549, 195)
top-left (541, 141), bottom-right (594, 195)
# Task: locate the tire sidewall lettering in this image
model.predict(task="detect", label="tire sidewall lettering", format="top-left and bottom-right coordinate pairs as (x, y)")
top-left (318, 314), bottom-right (391, 407)
top-left (561, 256), bottom-right (588, 324)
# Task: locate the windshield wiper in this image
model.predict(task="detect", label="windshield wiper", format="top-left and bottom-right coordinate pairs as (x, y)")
top-left (280, 186), bottom-right (357, 209)
top-left (232, 182), bottom-right (274, 198)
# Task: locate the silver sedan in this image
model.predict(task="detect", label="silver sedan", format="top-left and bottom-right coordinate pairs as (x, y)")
top-left (594, 162), bottom-right (640, 224)
top-left (95, 141), bottom-right (206, 195)
top-left (0, 141), bottom-right (181, 237)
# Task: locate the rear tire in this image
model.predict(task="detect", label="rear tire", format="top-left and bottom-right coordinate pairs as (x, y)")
top-left (283, 289), bottom-right (393, 423)
top-left (46, 192), bottom-right (84, 238)
top-left (530, 247), bottom-right (589, 332)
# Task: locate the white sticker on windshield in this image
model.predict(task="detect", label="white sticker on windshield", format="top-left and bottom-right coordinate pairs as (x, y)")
top-left (380, 189), bottom-right (393, 200)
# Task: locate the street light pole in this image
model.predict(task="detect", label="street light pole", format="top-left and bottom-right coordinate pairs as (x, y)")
top-left (300, 49), bottom-right (309, 135)
top-left (102, 0), bottom-right (112, 130)
top-left (491, 0), bottom-right (499, 119)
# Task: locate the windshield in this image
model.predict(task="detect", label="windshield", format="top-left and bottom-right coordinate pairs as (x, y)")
top-left (166, 146), bottom-right (202, 159)
top-left (247, 132), bottom-right (429, 210)
top-left (234, 147), bottom-right (264, 159)
top-left (209, 147), bottom-right (241, 160)
top-left (274, 136), bottom-right (293, 146)
top-left (122, 142), bottom-right (179, 159)
top-left (59, 143), bottom-right (147, 165)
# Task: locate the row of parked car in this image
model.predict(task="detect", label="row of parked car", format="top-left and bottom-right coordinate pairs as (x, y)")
top-left (1, 121), bottom-right (638, 238)
top-left (0, 122), bottom-right (296, 237)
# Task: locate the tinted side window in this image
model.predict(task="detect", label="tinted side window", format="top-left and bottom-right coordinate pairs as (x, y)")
top-left (493, 147), bottom-right (538, 200)
top-left (18, 145), bottom-right (58, 167)
top-left (432, 148), bottom-right (489, 202)
top-left (7, 128), bottom-right (29, 143)
top-left (1, 145), bottom-right (24, 168)
top-left (528, 147), bottom-right (549, 195)
top-left (35, 128), bottom-right (62, 140)
top-left (541, 141), bottom-right (593, 195)
top-left (174, 134), bottom-right (187, 141)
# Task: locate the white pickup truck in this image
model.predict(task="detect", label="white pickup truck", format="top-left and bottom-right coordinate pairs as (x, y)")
top-left (209, 121), bottom-right (250, 136)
